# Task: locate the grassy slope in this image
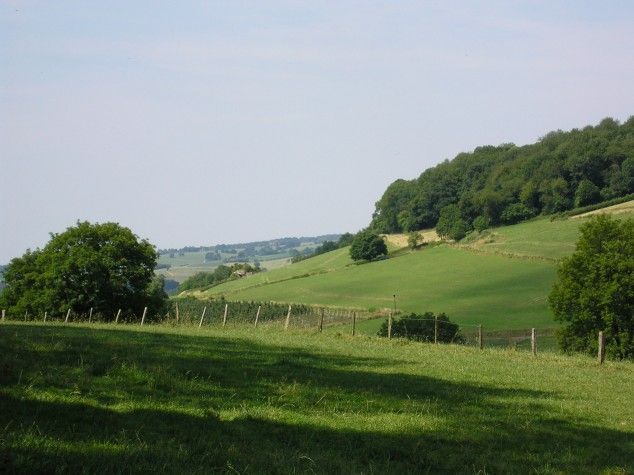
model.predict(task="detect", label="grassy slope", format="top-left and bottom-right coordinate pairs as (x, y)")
top-left (209, 246), bottom-right (556, 329)
top-left (199, 210), bottom-right (633, 331)
top-left (1, 323), bottom-right (632, 474)
top-left (187, 247), bottom-right (352, 297)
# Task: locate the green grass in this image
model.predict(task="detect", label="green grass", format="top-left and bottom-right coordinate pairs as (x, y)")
top-left (1, 323), bottom-right (632, 473)
top-left (196, 212), bottom-right (634, 331)
top-left (462, 208), bottom-right (634, 261)
top-left (205, 246), bottom-right (556, 330)
top-left (189, 247), bottom-right (353, 297)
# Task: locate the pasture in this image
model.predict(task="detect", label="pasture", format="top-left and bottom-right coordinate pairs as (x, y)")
top-left (197, 210), bottom-right (634, 331)
top-left (0, 322), bottom-right (632, 473)
top-left (203, 245), bottom-right (556, 330)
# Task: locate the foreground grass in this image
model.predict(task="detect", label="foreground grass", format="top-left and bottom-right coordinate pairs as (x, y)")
top-left (1, 323), bottom-right (632, 474)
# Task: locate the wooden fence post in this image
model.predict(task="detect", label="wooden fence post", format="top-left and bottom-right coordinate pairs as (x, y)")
top-left (434, 315), bottom-right (438, 344)
top-left (222, 304), bottom-right (228, 327)
top-left (89, 307), bottom-right (93, 324)
top-left (478, 324), bottom-right (483, 350)
top-left (1, 309), bottom-right (5, 322)
top-left (352, 312), bottom-right (356, 336)
top-left (319, 308), bottom-right (324, 333)
top-left (24, 311), bottom-right (28, 322)
top-left (44, 311), bottom-right (48, 323)
top-left (598, 331), bottom-right (605, 364)
top-left (175, 302), bottom-right (180, 323)
top-left (284, 305), bottom-right (292, 330)
top-left (115, 309), bottom-right (121, 324)
top-left (199, 306), bottom-right (207, 328)
top-left (388, 312), bottom-right (393, 339)
top-left (254, 306), bottom-right (261, 328)
top-left (64, 308), bottom-right (71, 323)
top-left (531, 328), bottom-right (536, 356)
top-left (140, 307), bottom-right (147, 326)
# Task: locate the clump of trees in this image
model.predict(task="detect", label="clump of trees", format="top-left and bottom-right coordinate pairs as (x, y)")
top-left (349, 230), bottom-right (387, 262)
top-left (377, 312), bottom-right (462, 343)
top-left (291, 233), bottom-right (356, 263)
top-left (178, 263), bottom-right (262, 292)
top-left (0, 221), bottom-right (168, 320)
top-left (549, 215), bottom-right (633, 360)
top-left (371, 117), bottom-right (634, 237)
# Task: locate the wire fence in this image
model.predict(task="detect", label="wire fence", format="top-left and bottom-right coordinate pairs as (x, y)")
top-left (0, 303), bottom-right (557, 352)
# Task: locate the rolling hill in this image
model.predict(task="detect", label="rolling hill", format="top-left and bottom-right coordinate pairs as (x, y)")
top-left (187, 203), bottom-right (634, 331)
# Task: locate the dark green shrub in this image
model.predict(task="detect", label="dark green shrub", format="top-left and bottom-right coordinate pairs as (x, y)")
top-left (349, 230), bottom-right (388, 261)
top-left (378, 312), bottom-right (463, 343)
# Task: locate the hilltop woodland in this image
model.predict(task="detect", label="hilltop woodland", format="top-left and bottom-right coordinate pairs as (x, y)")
top-left (371, 117), bottom-right (634, 237)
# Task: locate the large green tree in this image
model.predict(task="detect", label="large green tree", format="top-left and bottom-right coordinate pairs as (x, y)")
top-left (349, 230), bottom-right (387, 262)
top-left (435, 204), bottom-right (468, 241)
top-left (549, 215), bottom-right (633, 359)
top-left (0, 221), bottom-right (167, 320)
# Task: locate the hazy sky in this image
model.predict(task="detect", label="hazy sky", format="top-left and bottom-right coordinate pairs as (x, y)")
top-left (1, 1), bottom-right (633, 262)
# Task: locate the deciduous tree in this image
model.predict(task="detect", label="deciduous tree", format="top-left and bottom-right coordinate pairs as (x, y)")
top-left (549, 215), bottom-right (633, 359)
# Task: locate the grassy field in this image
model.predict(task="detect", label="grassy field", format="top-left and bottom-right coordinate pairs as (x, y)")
top-left (187, 247), bottom-right (353, 298)
top-left (195, 210), bottom-right (634, 331)
top-left (1, 323), bottom-right (632, 474)
top-left (202, 246), bottom-right (556, 330)
top-left (461, 205), bottom-right (634, 261)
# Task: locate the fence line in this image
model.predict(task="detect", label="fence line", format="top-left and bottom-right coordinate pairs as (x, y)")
top-left (0, 304), bottom-right (575, 357)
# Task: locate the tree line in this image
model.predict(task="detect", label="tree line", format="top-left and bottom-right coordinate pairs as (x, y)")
top-left (177, 263), bottom-right (262, 293)
top-left (370, 117), bottom-right (634, 238)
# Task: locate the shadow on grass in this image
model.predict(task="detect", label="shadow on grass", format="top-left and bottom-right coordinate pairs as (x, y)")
top-left (0, 324), bottom-right (632, 474)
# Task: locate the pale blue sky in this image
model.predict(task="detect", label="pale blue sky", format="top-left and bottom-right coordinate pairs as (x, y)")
top-left (1, 1), bottom-right (633, 261)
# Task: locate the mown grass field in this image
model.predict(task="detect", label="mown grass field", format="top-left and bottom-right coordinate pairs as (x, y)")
top-left (1, 323), bottom-right (632, 474)
top-left (196, 209), bottom-right (634, 331)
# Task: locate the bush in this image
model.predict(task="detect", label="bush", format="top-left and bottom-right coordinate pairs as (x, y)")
top-left (349, 230), bottom-right (388, 261)
top-left (407, 232), bottom-right (422, 249)
top-left (549, 215), bottom-right (634, 359)
top-left (377, 312), bottom-right (463, 343)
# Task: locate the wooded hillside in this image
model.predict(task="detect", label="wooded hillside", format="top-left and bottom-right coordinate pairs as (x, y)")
top-left (371, 117), bottom-right (634, 233)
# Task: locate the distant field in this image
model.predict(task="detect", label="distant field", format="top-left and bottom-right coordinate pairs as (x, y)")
top-left (157, 239), bottom-right (332, 282)
top-left (1, 323), bottom-right (631, 473)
